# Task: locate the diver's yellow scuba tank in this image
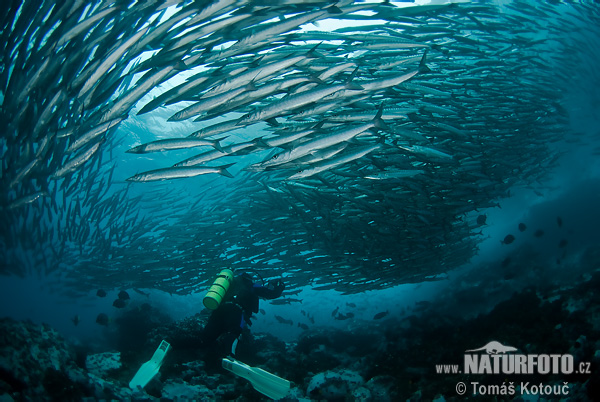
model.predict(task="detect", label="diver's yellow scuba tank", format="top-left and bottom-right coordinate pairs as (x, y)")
top-left (203, 269), bottom-right (234, 310)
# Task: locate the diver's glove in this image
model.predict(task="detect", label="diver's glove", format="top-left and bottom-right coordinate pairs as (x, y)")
top-left (268, 279), bottom-right (285, 297)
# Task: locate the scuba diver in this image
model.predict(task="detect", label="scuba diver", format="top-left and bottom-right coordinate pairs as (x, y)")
top-left (129, 270), bottom-right (291, 399)
top-left (201, 269), bottom-right (285, 367)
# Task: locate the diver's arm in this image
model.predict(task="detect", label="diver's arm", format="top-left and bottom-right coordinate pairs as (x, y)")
top-left (253, 279), bottom-right (284, 299)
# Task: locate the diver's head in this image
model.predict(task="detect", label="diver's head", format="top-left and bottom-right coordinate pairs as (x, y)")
top-left (236, 270), bottom-right (264, 285)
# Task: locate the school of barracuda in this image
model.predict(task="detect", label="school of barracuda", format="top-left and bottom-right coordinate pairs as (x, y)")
top-left (1, 0), bottom-right (598, 295)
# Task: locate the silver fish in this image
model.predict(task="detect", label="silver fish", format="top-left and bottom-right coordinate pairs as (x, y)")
top-left (288, 144), bottom-right (380, 179)
top-left (126, 165), bottom-right (235, 182)
top-left (51, 141), bottom-right (103, 179)
top-left (8, 191), bottom-right (48, 209)
top-left (238, 79), bottom-right (363, 126)
top-left (127, 137), bottom-right (226, 154)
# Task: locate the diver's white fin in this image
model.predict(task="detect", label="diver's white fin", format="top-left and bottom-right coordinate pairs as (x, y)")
top-left (222, 357), bottom-right (291, 400)
top-left (129, 340), bottom-right (171, 390)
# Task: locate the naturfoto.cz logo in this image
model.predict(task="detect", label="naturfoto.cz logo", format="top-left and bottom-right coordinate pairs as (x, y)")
top-left (435, 340), bottom-right (592, 376)
top-left (464, 341), bottom-right (574, 375)
top-left (436, 341), bottom-right (592, 397)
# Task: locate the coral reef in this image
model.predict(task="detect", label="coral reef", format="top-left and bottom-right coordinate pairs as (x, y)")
top-left (1, 272), bottom-right (599, 400)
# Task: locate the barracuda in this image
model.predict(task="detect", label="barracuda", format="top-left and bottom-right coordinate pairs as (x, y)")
top-left (0, 0), bottom-right (583, 298)
top-left (238, 80), bottom-right (362, 126)
top-left (126, 165), bottom-right (235, 182)
top-left (288, 144), bottom-right (380, 179)
top-left (127, 137), bottom-right (226, 154)
top-left (253, 106), bottom-right (385, 170)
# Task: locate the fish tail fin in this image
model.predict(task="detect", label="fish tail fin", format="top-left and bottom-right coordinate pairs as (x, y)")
top-left (306, 73), bottom-right (325, 86)
top-left (245, 79), bottom-right (258, 92)
top-left (344, 67), bottom-right (363, 91)
top-left (218, 163), bottom-right (235, 178)
top-left (306, 42), bottom-right (325, 59)
top-left (266, 117), bottom-right (279, 127)
top-left (312, 120), bottom-right (325, 130)
top-left (249, 54), bottom-right (266, 68)
top-left (373, 103), bottom-right (388, 131)
top-left (253, 137), bottom-right (269, 149)
top-left (174, 61), bottom-right (187, 71)
top-left (212, 136), bottom-right (229, 153)
top-left (210, 141), bottom-right (223, 153)
top-left (430, 43), bottom-right (449, 55)
top-left (419, 50), bottom-right (431, 74)
top-left (326, 5), bottom-right (343, 14)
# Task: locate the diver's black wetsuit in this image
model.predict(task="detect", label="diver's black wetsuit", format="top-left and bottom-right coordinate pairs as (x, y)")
top-left (201, 274), bottom-right (284, 360)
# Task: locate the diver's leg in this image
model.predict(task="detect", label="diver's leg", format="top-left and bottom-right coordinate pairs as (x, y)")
top-left (201, 310), bottom-right (225, 345)
top-left (201, 307), bottom-right (231, 371)
top-left (217, 304), bottom-right (244, 355)
top-left (201, 304), bottom-right (243, 370)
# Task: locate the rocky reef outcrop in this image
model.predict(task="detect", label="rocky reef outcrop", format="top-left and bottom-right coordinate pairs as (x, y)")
top-left (1, 272), bottom-right (600, 400)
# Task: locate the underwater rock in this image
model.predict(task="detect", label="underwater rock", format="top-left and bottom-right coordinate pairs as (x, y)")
top-left (146, 313), bottom-right (206, 354)
top-left (3, 262), bottom-right (600, 401)
top-left (0, 318), bottom-right (137, 401)
top-left (178, 360), bottom-right (208, 385)
top-left (86, 372), bottom-right (133, 401)
top-left (114, 303), bottom-right (173, 355)
top-left (161, 380), bottom-right (214, 400)
top-left (248, 332), bottom-right (289, 365)
top-left (352, 386), bottom-right (372, 400)
top-left (285, 386), bottom-right (309, 400)
top-left (85, 352), bottom-right (122, 377)
top-left (0, 318), bottom-right (84, 399)
top-left (564, 296), bottom-right (587, 314)
top-left (570, 335), bottom-right (589, 363)
top-left (307, 369), bottom-right (364, 400)
top-left (365, 375), bottom-right (397, 402)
